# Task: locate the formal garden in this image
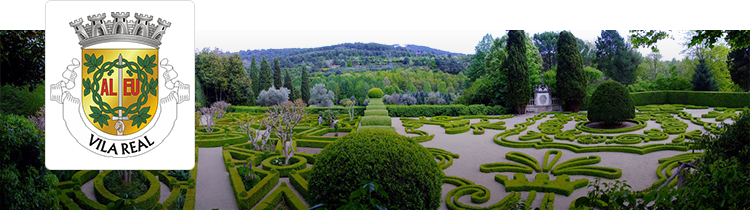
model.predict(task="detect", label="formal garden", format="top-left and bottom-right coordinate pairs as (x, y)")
top-left (181, 88), bottom-right (747, 209)
top-left (2, 30), bottom-right (750, 209)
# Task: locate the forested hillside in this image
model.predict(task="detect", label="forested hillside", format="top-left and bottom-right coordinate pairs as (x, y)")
top-left (196, 30), bottom-right (750, 109)
top-left (237, 42), bottom-right (470, 75)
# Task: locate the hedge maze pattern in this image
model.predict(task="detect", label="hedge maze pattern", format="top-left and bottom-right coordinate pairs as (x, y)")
top-left (400, 114), bottom-right (513, 137)
top-left (489, 106), bottom-right (725, 154)
top-left (399, 106), bottom-right (717, 155)
top-left (402, 104), bottom-right (738, 209)
top-left (481, 150), bottom-right (622, 196)
top-left (52, 102), bottom-right (736, 209)
top-left (55, 147), bottom-right (199, 210)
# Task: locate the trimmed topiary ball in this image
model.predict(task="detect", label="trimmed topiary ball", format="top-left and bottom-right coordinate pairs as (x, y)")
top-left (367, 88), bottom-right (384, 98)
top-left (308, 129), bottom-right (442, 209)
top-left (588, 80), bottom-right (635, 124)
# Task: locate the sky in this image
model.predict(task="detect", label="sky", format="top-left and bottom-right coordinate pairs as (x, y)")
top-left (195, 29), bottom-right (689, 61)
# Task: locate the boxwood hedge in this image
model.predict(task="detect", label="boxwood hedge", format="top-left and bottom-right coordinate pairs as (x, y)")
top-left (360, 116), bottom-right (392, 126)
top-left (308, 129), bottom-right (442, 210)
top-left (364, 109), bottom-right (389, 116)
top-left (368, 88), bottom-right (385, 98)
top-left (228, 105), bottom-right (367, 116)
top-left (588, 80), bottom-right (635, 124)
top-left (630, 91), bottom-right (750, 108)
top-left (229, 104), bottom-right (509, 117)
top-left (386, 104), bottom-right (507, 117)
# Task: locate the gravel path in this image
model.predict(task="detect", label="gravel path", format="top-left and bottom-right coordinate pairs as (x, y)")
top-left (195, 147), bottom-right (239, 210)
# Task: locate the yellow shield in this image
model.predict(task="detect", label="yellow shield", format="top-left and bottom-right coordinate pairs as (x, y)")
top-left (82, 49), bottom-right (159, 135)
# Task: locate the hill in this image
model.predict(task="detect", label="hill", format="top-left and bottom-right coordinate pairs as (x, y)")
top-left (237, 42), bottom-right (470, 75)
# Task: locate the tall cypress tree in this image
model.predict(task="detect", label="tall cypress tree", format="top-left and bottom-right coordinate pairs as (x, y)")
top-left (728, 47), bottom-right (750, 92)
top-left (692, 58), bottom-right (718, 91)
top-left (556, 31), bottom-right (587, 112)
top-left (259, 57), bottom-right (272, 91)
top-left (273, 57), bottom-right (282, 88)
top-left (249, 55), bottom-right (260, 95)
top-left (505, 30), bottom-right (531, 114)
top-left (300, 66), bottom-right (311, 103)
top-left (284, 69), bottom-right (296, 100)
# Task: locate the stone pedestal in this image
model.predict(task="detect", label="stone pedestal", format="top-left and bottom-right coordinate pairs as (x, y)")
top-left (525, 83), bottom-right (562, 113)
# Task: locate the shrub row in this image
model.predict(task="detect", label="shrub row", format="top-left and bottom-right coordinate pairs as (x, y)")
top-left (260, 155), bottom-right (308, 177)
top-left (551, 166), bottom-right (623, 179)
top-left (644, 128), bottom-right (669, 141)
top-left (541, 193), bottom-right (555, 210)
top-left (542, 150), bottom-right (562, 172)
top-left (229, 104), bottom-right (509, 118)
top-left (471, 125), bottom-right (485, 134)
top-left (555, 130), bottom-right (581, 141)
top-left (195, 132), bottom-right (247, 147)
top-left (409, 134), bottom-right (435, 143)
top-left (230, 168), bottom-right (280, 209)
top-left (633, 152), bottom-right (703, 196)
top-left (296, 139), bottom-right (333, 148)
top-left (71, 170), bottom-right (99, 185)
top-left (56, 189), bottom-right (79, 210)
top-left (526, 191), bottom-right (538, 209)
top-left (576, 135), bottom-right (608, 144)
top-left (427, 147), bottom-right (460, 170)
top-left (445, 185), bottom-right (522, 210)
top-left (56, 181), bottom-right (76, 190)
top-left (575, 120), bottom-right (647, 134)
top-left (386, 104), bottom-right (507, 117)
top-left (0, 84), bottom-right (45, 117)
top-left (506, 152), bottom-right (541, 172)
top-left (493, 112), bottom-right (690, 154)
top-left (479, 162), bottom-right (535, 174)
top-left (611, 134), bottom-right (649, 144)
top-left (364, 109), bottom-right (389, 116)
top-left (252, 182), bottom-right (306, 210)
top-left (228, 105), bottom-right (367, 116)
top-left (68, 188), bottom-right (107, 209)
top-left (443, 175), bottom-right (475, 187)
top-left (630, 91), bottom-right (750, 108)
top-left (357, 126), bottom-right (396, 132)
top-left (497, 129), bottom-right (689, 155)
top-left (360, 116), bottom-right (392, 126)
top-left (496, 173), bottom-right (589, 196)
top-left (288, 170), bottom-right (309, 200)
top-left (518, 131), bottom-right (554, 142)
top-left (160, 188), bottom-right (185, 210)
top-left (93, 170), bottom-right (161, 209)
top-left (445, 125), bottom-right (471, 134)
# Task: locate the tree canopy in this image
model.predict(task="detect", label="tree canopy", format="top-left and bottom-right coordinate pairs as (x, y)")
top-left (533, 31), bottom-right (559, 72)
top-left (728, 47), bottom-right (750, 92)
top-left (0, 31), bottom-right (45, 87)
top-left (300, 66), bottom-right (311, 103)
top-left (259, 57), bottom-right (273, 91)
top-left (195, 48), bottom-right (253, 105)
top-left (273, 57), bottom-right (282, 88)
top-left (595, 30), bottom-right (641, 85)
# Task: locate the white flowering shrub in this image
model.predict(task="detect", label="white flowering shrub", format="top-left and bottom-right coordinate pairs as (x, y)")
top-left (256, 86), bottom-right (290, 106)
top-left (308, 83), bottom-right (335, 107)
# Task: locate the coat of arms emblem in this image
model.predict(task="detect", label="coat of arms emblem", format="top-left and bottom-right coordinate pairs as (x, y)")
top-left (48, 12), bottom-right (191, 159)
